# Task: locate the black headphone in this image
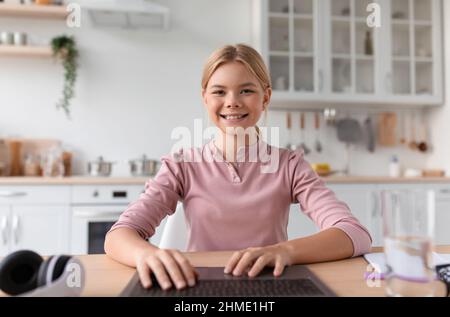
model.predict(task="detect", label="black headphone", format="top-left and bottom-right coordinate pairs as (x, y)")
top-left (0, 250), bottom-right (76, 296)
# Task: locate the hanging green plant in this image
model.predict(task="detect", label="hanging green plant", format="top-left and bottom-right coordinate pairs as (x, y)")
top-left (51, 35), bottom-right (79, 119)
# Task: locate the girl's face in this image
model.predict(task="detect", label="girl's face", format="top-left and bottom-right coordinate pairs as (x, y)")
top-left (202, 61), bottom-right (271, 134)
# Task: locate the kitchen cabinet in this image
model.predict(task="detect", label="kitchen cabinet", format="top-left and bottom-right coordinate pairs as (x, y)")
top-left (0, 206), bottom-right (10, 256)
top-left (253, 0), bottom-right (323, 99)
top-left (287, 203), bottom-right (319, 239)
top-left (252, 0), bottom-right (443, 107)
top-left (385, 0), bottom-right (442, 101)
top-left (0, 186), bottom-right (70, 256)
top-left (283, 184), bottom-right (381, 246)
top-left (9, 206), bottom-right (69, 255)
top-left (327, 183), bottom-right (450, 248)
top-left (432, 185), bottom-right (450, 245)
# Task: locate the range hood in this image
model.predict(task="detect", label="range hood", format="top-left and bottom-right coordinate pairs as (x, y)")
top-left (76, 0), bottom-right (170, 29)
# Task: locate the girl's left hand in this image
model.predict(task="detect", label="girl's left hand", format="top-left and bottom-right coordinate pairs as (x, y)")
top-left (224, 244), bottom-right (292, 278)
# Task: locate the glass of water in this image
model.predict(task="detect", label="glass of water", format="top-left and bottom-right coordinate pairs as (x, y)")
top-left (381, 189), bottom-right (436, 297)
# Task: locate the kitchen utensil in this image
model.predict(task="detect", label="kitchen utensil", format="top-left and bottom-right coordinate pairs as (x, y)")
top-left (87, 156), bottom-right (115, 177)
top-left (409, 113), bottom-right (418, 151)
top-left (286, 112), bottom-right (296, 150)
top-left (129, 155), bottom-right (160, 176)
top-left (314, 112), bottom-right (322, 153)
top-left (399, 112), bottom-right (406, 145)
top-left (417, 113), bottom-right (429, 153)
top-left (298, 112), bottom-right (311, 155)
top-left (377, 112), bottom-right (397, 146)
top-left (422, 169), bottom-right (445, 177)
top-left (336, 117), bottom-right (362, 175)
top-left (364, 116), bottom-right (375, 153)
top-left (324, 108), bottom-right (336, 126)
top-left (336, 117), bottom-right (362, 144)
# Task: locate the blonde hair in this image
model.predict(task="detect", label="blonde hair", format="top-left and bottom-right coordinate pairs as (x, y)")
top-left (201, 44), bottom-right (271, 91)
top-left (201, 44), bottom-right (271, 133)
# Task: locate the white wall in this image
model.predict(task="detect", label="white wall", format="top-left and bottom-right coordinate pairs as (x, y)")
top-left (0, 0), bottom-right (431, 176)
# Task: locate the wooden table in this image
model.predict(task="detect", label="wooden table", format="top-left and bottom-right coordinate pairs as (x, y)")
top-left (79, 246), bottom-right (450, 297)
top-left (1, 246), bottom-right (449, 297)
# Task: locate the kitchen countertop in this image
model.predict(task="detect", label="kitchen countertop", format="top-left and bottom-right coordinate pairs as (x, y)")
top-left (321, 175), bottom-right (450, 183)
top-left (0, 176), bottom-right (450, 185)
top-left (2, 246), bottom-right (449, 297)
top-left (0, 176), bottom-right (150, 185)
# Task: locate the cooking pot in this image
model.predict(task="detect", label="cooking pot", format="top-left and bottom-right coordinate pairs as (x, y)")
top-left (87, 156), bottom-right (115, 177)
top-left (129, 155), bottom-right (160, 176)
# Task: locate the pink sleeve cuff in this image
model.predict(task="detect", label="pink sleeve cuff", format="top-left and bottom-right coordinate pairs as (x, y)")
top-left (332, 222), bottom-right (373, 257)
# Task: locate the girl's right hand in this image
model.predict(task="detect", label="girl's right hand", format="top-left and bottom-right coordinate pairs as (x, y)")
top-left (135, 248), bottom-right (198, 290)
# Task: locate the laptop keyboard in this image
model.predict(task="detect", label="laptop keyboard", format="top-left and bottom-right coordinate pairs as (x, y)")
top-left (134, 279), bottom-right (326, 297)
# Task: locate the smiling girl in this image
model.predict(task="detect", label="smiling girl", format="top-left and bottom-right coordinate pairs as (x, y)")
top-left (104, 44), bottom-right (372, 291)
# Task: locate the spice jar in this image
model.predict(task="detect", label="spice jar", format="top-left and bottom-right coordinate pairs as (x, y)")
top-left (24, 154), bottom-right (41, 177)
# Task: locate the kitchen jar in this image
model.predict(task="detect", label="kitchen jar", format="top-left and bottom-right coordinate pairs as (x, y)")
top-left (41, 146), bottom-right (64, 177)
top-left (1, 32), bottom-right (14, 45)
top-left (129, 155), bottom-right (160, 176)
top-left (24, 153), bottom-right (41, 177)
top-left (13, 32), bottom-right (27, 46)
top-left (87, 156), bottom-right (115, 177)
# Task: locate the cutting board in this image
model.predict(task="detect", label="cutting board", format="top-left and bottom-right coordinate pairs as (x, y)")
top-left (377, 112), bottom-right (397, 146)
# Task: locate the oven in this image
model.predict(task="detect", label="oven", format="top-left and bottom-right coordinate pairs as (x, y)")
top-left (70, 185), bottom-right (144, 255)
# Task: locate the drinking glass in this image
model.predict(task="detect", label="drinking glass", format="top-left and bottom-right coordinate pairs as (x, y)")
top-left (381, 189), bottom-right (436, 296)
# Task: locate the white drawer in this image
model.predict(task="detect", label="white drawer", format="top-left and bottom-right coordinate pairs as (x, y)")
top-left (71, 185), bottom-right (144, 204)
top-left (0, 186), bottom-right (71, 204)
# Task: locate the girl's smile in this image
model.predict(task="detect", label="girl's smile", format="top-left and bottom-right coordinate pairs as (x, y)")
top-left (202, 62), bottom-right (270, 134)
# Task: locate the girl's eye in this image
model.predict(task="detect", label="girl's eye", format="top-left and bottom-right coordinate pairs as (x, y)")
top-left (212, 90), bottom-right (225, 95)
top-left (241, 89), bottom-right (254, 94)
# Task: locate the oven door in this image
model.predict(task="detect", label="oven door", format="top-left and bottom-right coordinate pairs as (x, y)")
top-left (71, 205), bottom-right (125, 255)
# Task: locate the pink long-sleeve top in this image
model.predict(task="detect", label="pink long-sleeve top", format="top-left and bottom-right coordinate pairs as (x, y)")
top-left (108, 139), bottom-right (372, 256)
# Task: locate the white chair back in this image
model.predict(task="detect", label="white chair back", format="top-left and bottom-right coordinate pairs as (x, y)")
top-left (158, 203), bottom-right (188, 251)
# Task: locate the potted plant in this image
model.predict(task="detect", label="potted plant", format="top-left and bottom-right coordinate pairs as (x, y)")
top-left (51, 35), bottom-right (79, 119)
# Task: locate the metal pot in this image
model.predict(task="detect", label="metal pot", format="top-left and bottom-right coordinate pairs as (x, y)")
top-left (129, 155), bottom-right (160, 176)
top-left (87, 156), bottom-right (115, 177)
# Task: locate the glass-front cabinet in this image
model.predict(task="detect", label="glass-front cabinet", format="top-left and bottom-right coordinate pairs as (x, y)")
top-left (253, 0), bottom-right (443, 107)
top-left (329, 0), bottom-right (376, 95)
top-left (388, 0), bottom-right (440, 98)
top-left (265, 0), bottom-right (319, 94)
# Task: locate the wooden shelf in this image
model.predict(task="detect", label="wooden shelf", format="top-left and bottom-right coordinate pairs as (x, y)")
top-left (0, 45), bottom-right (52, 58)
top-left (0, 3), bottom-right (67, 19)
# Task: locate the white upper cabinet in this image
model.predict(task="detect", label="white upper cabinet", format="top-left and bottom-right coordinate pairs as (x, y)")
top-left (253, 0), bottom-right (323, 102)
top-left (252, 0), bottom-right (443, 107)
top-left (383, 0), bottom-right (443, 104)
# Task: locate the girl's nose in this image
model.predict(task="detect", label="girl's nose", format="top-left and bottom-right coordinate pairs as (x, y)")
top-left (225, 94), bottom-right (241, 108)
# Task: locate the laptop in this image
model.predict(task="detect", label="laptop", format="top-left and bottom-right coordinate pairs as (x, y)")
top-left (120, 265), bottom-right (336, 297)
